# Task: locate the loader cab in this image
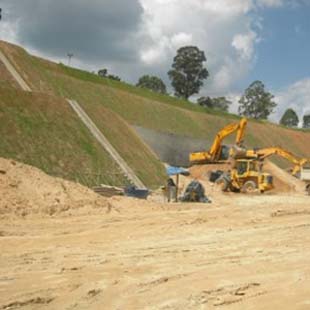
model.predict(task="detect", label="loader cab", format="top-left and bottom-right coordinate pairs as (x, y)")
top-left (236, 160), bottom-right (247, 175)
top-left (235, 159), bottom-right (259, 176)
top-left (232, 159), bottom-right (273, 193)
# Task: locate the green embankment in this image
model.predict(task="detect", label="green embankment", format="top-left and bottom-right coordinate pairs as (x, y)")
top-left (0, 86), bottom-right (165, 188)
top-left (0, 86), bottom-right (128, 187)
top-left (0, 42), bottom-right (168, 189)
top-left (0, 40), bottom-right (309, 177)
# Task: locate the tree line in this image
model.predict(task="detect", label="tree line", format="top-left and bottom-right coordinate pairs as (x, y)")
top-left (97, 46), bottom-right (310, 128)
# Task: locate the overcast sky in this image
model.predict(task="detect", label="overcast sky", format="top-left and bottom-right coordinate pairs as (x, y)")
top-left (0, 0), bottom-right (310, 123)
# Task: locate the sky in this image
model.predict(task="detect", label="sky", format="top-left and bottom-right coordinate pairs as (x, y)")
top-left (0, 0), bottom-right (310, 124)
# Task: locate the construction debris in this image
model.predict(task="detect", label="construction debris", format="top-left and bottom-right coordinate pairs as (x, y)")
top-left (93, 185), bottom-right (124, 197)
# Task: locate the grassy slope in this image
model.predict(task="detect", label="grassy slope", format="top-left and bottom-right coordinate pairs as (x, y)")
top-left (0, 86), bottom-right (130, 187)
top-left (1, 41), bottom-right (310, 173)
top-left (0, 60), bottom-right (19, 89)
top-left (0, 42), bottom-right (167, 189)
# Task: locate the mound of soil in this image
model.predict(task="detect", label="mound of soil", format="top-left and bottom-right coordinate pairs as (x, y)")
top-left (264, 160), bottom-right (305, 194)
top-left (0, 157), bottom-right (109, 217)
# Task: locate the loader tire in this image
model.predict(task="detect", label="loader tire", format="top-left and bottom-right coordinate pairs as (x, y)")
top-left (241, 181), bottom-right (257, 194)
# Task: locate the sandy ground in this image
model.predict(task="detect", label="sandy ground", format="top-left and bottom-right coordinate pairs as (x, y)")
top-left (1, 158), bottom-right (310, 309)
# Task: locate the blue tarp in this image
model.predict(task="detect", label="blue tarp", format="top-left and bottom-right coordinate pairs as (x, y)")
top-left (166, 166), bottom-right (189, 176)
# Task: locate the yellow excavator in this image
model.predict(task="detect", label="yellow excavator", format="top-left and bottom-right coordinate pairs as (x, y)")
top-left (189, 117), bottom-right (247, 165)
top-left (230, 146), bottom-right (309, 177)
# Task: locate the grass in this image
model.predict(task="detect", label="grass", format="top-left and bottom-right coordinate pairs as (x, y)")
top-left (0, 86), bottom-right (167, 188)
top-left (1, 39), bottom-right (310, 176)
top-left (0, 86), bottom-right (131, 187)
top-left (59, 64), bottom-right (238, 119)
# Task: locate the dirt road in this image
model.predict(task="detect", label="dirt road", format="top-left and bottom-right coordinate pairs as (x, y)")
top-left (1, 158), bottom-right (310, 309)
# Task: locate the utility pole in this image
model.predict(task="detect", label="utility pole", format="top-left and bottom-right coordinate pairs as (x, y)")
top-left (67, 53), bottom-right (73, 66)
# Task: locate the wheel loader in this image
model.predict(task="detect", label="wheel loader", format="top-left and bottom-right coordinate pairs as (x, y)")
top-left (230, 146), bottom-right (308, 177)
top-left (212, 158), bottom-right (274, 193)
top-left (230, 146), bottom-right (310, 194)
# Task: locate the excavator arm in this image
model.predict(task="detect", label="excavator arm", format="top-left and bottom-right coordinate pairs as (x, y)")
top-left (189, 117), bottom-right (247, 164)
top-left (209, 117), bottom-right (247, 159)
top-left (239, 147), bottom-right (308, 177)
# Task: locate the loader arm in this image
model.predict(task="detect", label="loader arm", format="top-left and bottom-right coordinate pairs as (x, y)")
top-left (244, 147), bottom-right (308, 177)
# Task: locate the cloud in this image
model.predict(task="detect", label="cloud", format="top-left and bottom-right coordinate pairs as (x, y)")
top-left (0, 19), bottom-right (18, 43)
top-left (138, 0), bottom-right (262, 95)
top-left (0, 0), bottom-right (143, 65)
top-left (232, 31), bottom-right (258, 61)
top-left (1, 0), bottom-right (309, 119)
top-left (256, 0), bottom-right (284, 7)
top-left (0, 0), bottom-right (271, 90)
top-left (273, 78), bottom-right (310, 125)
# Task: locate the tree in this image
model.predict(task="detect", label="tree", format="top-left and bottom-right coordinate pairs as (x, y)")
top-left (197, 96), bottom-right (231, 112)
top-left (168, 46), bottom-right (209, 99)
top-left (238, 80), bottom-right (276, 119)
top-left (280, 108), bottom-right (299, 127)
top-left (211, 97), bottom-right (231, 112)
top-left (98, 68), bottom-right (121, 81)
top-left (107, 74), bottom-right (121, 81)
top-left (197, 96), bottom-right (213, 108)
top-left (136, 75), bottom-right (167, 94)
top-left (98, 68), bottom-right (108, 77)
top-left (303, 114), bottom-right (310, 128)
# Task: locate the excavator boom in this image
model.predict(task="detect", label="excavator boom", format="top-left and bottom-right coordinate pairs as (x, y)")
top-left (209, 117), bottom-right (247, 156)
top-left (189, 117), bottom-right (247, 165)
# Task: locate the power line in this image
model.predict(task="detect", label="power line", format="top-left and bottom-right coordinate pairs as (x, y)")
top-left (67, 53), bottom-right (73, 66)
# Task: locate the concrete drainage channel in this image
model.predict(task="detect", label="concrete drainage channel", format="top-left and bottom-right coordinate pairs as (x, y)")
top-left (0, 48), bottom-right (145, 189)
top-left (67, 100), bottom-right (145, 189)
top-left (0, 50), bottom-right (32, 92)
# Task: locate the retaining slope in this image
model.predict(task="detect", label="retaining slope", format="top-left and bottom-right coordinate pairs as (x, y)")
top-left (67, 100), bottom-right (146, 189)
top-left (0, 46), bottom-right (146, 189)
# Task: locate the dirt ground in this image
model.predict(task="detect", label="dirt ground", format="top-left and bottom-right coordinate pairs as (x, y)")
top-left (1, 158), bottom-right (310, 309)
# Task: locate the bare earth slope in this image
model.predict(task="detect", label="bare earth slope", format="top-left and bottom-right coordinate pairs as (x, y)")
top-left (1, 158), bottom-right (310, 309)
top-left (0, 157), bottom-right (110, 218)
